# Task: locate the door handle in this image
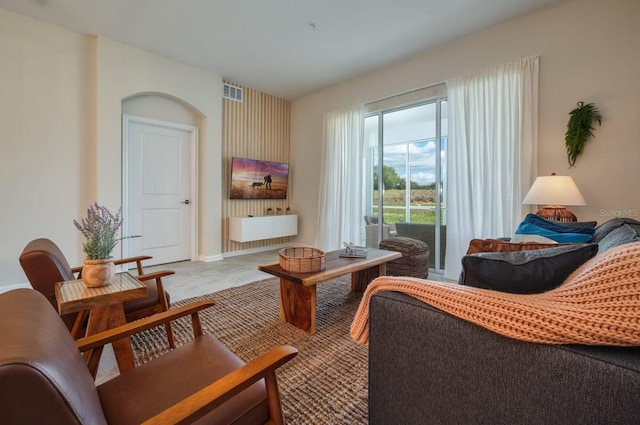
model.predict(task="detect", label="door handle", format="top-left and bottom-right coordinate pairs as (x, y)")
top-left (181, 200), bottom-right (190, 205)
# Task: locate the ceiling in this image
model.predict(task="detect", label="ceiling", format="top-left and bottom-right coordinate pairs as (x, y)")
top-left (0, 0), bottom-right (565, 100)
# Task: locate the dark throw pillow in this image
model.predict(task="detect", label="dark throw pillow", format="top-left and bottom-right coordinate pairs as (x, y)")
top-left (514, 214), bottom-right (594, 243)
top-left (460, 243), bottom-right (599, 294)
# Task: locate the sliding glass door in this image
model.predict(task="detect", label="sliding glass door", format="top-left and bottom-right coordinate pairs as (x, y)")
top-left (364, 98), bottom-right (448, 270)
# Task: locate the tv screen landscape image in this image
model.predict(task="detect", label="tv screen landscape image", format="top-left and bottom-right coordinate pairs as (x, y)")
top-left (230, 157), bottom-right (289, 199)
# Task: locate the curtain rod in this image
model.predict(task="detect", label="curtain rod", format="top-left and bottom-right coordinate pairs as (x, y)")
top-left (364, 81), bottom-right (447, 107)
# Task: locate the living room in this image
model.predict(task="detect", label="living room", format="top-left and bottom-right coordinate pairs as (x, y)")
top-left (1, 0), bottom-right (640, 423)
top-left (1, 0), bottom-right (639, 291)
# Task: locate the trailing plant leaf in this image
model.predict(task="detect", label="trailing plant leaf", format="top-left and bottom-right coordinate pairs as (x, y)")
top-left (565, 101), bottom-right (602, 167)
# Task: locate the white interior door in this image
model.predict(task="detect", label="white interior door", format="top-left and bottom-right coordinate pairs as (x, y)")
top-left (123, 115), bottom-right (197, 266)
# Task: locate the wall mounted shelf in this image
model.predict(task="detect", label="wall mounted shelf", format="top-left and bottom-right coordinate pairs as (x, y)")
top-left (229, 214), bottom-right (298, 242)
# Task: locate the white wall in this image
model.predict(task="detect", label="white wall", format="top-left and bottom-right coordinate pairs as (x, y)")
top-left (291, 0), bottom-right (640, 246)
top-left (123, 94), bottom-right (201, 127)
top-left (95, 38), bottom-right (223, 262)
top-left (0, 9), bottom-right (95, 287)
top-left (0, 9), bottom-right (224, 289)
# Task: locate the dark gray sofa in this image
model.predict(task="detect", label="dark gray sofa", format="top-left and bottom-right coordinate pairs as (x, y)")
top-left (368, 218), bottom-right (640, 424)
top-left (368, 291), bottom-right (640, 424)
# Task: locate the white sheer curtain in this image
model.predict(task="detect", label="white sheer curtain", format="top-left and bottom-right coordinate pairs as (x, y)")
top-left (444, 56), bottom-right (539, 280)
top-left (315, 106), bottom-right (364, 251)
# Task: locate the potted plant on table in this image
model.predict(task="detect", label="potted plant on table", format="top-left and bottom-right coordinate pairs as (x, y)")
top-left (74, 202), bottom-right (122, 287)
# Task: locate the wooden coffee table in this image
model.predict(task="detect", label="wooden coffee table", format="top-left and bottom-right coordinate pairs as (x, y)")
top-left (258, 248), bottom-right (402, 333)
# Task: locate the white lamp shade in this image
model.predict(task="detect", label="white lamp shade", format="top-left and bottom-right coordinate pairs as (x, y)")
top-left (522, 175), bottom-right (586, 206)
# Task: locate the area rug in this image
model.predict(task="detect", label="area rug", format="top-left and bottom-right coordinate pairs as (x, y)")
top-left (130, 275), bottom-right (369, 424)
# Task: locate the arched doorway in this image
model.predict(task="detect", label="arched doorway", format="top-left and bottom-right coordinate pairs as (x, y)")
top-left (121, 93), bottom-right (202, 265)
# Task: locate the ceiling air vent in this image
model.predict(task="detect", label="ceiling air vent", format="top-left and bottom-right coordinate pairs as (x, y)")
top-left (223, 83), bottom-right (243, 102)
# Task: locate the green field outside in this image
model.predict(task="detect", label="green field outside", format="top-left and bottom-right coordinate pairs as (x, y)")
top-left (372, 189), bottom-right (444, 224)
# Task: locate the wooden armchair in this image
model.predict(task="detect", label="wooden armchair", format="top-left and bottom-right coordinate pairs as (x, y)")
top-left (19, 238), bottom-right (175, 345)
top-left (0, 289), bottom-right (298, 425)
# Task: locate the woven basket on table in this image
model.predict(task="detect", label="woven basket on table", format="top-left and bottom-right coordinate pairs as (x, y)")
top-left (279, 247), bottom-right (326, 272)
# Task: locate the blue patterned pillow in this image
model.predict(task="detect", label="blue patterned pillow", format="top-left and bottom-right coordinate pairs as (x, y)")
top-left (515, 214), bottom-right (594, 243)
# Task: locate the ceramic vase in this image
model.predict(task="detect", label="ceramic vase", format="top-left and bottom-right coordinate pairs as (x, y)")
top-left (82, 257), bottom-right (115, 287)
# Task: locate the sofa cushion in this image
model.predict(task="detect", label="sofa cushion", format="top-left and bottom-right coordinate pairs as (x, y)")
top-left (509, 234), bottom-right (559, 244)
top-left (514, 214), bottom-right (594, 243)
top-left (460, 243), bottom-right (599, 294)
top-left (597, 224), bottom-right (640, 252)
top-left (466, 238), bottom-right (561, 255)
top-left (591, 217), bottom-right (640, 243)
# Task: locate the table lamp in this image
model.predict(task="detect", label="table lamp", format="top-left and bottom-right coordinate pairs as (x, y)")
top-left (522, 173), bottom-right (586, 222)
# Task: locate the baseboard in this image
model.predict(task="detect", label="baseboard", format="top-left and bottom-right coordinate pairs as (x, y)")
top-left (197, 242), bottom-right (306, 262)
top-left (223, 242), bottom-right (303, 259)
top-left (198, 253), bottom-right (224, 262)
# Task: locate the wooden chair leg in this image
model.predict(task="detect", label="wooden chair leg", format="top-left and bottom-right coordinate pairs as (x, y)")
top-left (84, 346), bottom-right (104, 380)
top-left (134, 270), bottom-right (176, 348)
top-left (265, 371), bottom-right (285, 425)
top-left (70, 310), bottom-right (88, 339)
top-left (156, 277), bottom-right (175, 349)
top-left (164, 322), bottom-right (175, 349)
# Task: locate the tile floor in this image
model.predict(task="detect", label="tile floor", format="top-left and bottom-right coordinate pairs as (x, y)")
top-left (143, 249), bottom-right (282, 301)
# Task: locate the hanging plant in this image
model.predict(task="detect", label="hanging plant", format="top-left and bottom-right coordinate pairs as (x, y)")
top-left (564, 101), bottom-right (602, 167)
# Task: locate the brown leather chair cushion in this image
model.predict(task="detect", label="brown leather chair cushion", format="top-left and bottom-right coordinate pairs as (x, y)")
top-left (98, 336), bottom-right (269, 424)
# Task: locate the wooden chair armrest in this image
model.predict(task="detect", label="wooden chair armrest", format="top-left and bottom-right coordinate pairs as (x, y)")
top-left (136, 270), bottom-right (176, 281)
top-left (113, 255), bottom-right (153, 266)
top-left (76, 300), bottom-right (214, 352)
top-left (142, 345), bottom-right (299, 425)
top-left (114, 255), bottom-right (153, 275)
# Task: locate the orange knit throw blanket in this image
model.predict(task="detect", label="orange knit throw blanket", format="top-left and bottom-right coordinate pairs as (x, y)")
top-left (350, 242), bottom-right (640, 346)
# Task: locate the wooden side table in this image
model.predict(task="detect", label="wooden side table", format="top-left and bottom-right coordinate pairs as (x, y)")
top-left (55, 272), bottom-right (147, 376)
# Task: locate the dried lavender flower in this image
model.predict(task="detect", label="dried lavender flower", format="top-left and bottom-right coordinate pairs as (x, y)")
top-left (74, 203), bottom-right (122, 260)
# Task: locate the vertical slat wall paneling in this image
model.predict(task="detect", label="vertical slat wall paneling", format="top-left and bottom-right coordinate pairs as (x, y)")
top-left (222, 82), bottom-right (291, 253)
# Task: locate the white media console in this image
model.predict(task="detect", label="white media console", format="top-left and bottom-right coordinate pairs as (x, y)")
top-left (229, 214), bottom-right (298, 242)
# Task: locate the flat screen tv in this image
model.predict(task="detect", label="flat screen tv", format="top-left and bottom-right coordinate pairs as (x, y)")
top-left (230, 157), bottom-right (289, 199)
